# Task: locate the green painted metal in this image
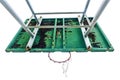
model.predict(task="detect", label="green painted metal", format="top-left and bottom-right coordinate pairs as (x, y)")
top-left (6, 17), bottom-right (114, 52)
top-left (52, 18), bottom-right (57, 49)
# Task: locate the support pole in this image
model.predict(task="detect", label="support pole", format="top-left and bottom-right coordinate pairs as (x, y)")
top-left (0, 0), bottom-right (34, 37)
top-left (85, 0), bottom-right (110, 37)
top-left (26, 0), bottom-right (39, 24)
top-left (80, 0), bottom-right (90, 23)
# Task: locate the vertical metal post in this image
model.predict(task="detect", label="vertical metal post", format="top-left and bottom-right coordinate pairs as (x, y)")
top-left (78, 16), bottom-right (92, 50)
top-left (81, 0), bottom-right (90, 23)
top-left (52, 19), bottom-right (57, 49)
top-left (85, 0), bottom-right (110, 37)
top-left (26, 0), bottom-right (39, 24)
top-left (63, 18), bottom-right (66, 49)
top-left (0, 0), bottom-right (34, 37)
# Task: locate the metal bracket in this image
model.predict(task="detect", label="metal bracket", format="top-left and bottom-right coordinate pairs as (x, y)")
top-left (26, 17), bottom-right (42, 50)
top-left (25, 15), bottom-right (33, 27)
top-left (78, 16), bottom-right (92, 50)
top-left (84, 14), bottom-right (91, 26)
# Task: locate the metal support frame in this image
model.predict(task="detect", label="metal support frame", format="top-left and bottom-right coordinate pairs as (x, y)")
top-left (26, 17), bottom-right (42, 50)
top-left (78, 16), bottom-right (92, 50)
top-left (85, 0), bottom-right (110, 37)
top-left (0, 0), bottom-right (91, 36)
top-left (35, 12), bottom-right (83, 15)
top-left (84, 14), bottom-right (91, 26)
top-left (27, 25), bottom-right (90, 28)
top-left (0, 0), bottom-right (34, 37)
top-left (25, 15), bottom-right (33, 27)
top-left (26, 0), bottom-right (39, 24)
top-left (80, 0), bottom-right (90, 23)
top-left (1, 0), bottom-right (110, 51)
top-left (63, 18), bottom-right (66, 49)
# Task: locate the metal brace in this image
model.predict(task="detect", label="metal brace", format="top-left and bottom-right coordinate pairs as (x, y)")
top-left (26, 17), bottom-right (42, 50)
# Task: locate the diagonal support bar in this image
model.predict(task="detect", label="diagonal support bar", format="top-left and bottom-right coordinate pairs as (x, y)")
top-left (0, 0), bottom-right (34, 37)
top-left (26, 0), bottom-right (39, 24)
top-left (80, 0), bottom-right (90, 23)
top-left (85, 0), bottom-right (110, 37)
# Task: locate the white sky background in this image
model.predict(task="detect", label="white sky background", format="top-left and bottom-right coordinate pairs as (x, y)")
top-left (0, 0), bottom-right (120, 80)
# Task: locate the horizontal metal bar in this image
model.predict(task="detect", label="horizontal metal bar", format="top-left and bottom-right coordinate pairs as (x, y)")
top-left (35, 12), bottom-right (84, 15)
top-left (27, 25), bottom-right (90, 28)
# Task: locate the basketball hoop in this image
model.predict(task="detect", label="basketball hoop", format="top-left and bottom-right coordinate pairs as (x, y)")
top-left (48, 52), bottom-right (71, 63)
